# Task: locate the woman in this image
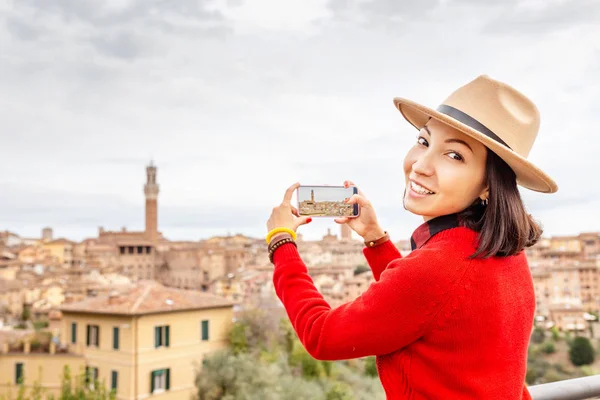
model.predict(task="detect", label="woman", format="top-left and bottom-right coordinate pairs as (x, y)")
top-left (266, 75), bottom-right (557, 399)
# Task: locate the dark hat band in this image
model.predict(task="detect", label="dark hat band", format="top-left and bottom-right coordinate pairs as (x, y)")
top-left (436, 104), bottom-right (512, 150)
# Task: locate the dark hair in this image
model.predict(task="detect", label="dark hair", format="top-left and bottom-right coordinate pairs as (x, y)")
top-left (458, 149), bottom-right (543, 259)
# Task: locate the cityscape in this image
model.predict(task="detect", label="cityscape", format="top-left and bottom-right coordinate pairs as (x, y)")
top-left (298, 188), bottom-right (356, 217)
top-left (1, 162), bottom-right (600, 398)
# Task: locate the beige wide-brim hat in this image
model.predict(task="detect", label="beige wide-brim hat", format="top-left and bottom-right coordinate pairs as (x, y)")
top-left (394, 75), bottom-right (558, 193)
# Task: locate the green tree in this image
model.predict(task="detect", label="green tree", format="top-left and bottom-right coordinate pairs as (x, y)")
top-left (226, 309), bottom-right (279, 355)
top-left (325, 382), bottom-right (353, 400)
top-left (569, 336), bottom-right (595, 366)
top-left (531, 326), bottom-right (545, 344)
top-left (550, 326), bottom-right (561, 342)
top-left (364, 356), bottom-right (378, 377)
top-left (21, 305), bottom-right (31, 322)
top-left (279, 318), bottom-right (296, 355)
top-left (541, 342), bottom-right (556, 354)
top-left (229, 323), bottom-right (248, 355)
top-left (321, 361), bottom-right (333, 377)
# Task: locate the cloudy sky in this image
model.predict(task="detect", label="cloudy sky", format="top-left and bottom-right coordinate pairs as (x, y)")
top-left (1, 0), bottom-right (599, 242)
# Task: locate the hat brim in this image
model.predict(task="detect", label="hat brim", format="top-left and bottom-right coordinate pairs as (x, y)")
top-left (394, 97), bottom-right (558, 194)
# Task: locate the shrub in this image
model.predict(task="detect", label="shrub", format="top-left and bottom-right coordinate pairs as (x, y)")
top-left (569, 336), bottom-right (595, 366)
top-left (33, 320), bottom-right (49, 331)
top-left (322, 361), bottom-right (333, 377)
top-left (531, 327), bottom-right (545, 344)
top-left (550, 326), bottom-right (561, 342)
top-left (325, 382), bottom-right (353, 400)
top-left (526, 358), bottom-right (550, 385)
top-left (541, 342), bottom-right (556, 354)
top-left (229, 323), bottom-right (248, 355)
top-left (364, 356), bottom-right (378, 377)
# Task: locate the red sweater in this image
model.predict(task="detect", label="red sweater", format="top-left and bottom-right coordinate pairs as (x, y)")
top-left (272, 227), bottom-right (534, 399)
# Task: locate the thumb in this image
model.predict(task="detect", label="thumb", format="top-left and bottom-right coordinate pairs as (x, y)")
top-left (294, 216), bottom-right (313, 229)
top-left (346, 194), bottom-right (370, 207)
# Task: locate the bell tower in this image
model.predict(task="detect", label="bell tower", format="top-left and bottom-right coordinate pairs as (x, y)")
top-left (144, 161), bottom-right (159, 243)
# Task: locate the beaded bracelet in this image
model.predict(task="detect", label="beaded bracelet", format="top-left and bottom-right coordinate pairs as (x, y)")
top-left (268, 237), bottom-right (297, 263)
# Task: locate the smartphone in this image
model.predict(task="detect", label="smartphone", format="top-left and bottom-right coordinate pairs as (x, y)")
top-left (297, 185), bottom-right (359, 218)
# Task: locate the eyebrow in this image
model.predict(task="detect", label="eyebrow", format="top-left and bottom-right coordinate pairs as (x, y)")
top-left (422, 126), bottom-right (473, 153)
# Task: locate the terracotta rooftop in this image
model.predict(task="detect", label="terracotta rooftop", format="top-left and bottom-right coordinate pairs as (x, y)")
top-left (45, 238), bottom-right (76, 245)
top-left (60, 281), bottom-right (233, 316)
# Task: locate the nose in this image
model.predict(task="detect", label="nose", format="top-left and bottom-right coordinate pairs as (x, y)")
top-left (411, 151), bottom-right (435, 177)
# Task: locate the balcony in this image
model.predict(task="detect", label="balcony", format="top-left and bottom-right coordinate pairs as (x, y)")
top-left (530, 375), bottom-right (600, 399)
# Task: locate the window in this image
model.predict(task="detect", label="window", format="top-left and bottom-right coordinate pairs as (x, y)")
top-left (150, 369), bottom-right (170, 393)
top-left (154, 325), bottom-right (170, 348)
top-left (201, 320), bottom-right (209, 341)
top-left (87, 325), bottom-right (99, 347)
top-left (71, 322), bottom-right (77, 344)
top-left (113, 327), bottom-right (119, 350)
top-left (111, 370), bottom-right (118, 391)
top-left (85, 366), bottom-right (99, 388)
top-left (15, 363), bottom-right (23, 384)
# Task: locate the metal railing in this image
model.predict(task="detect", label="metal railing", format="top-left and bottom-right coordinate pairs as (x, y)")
top-left (529, 375), bottom-right (600, 400)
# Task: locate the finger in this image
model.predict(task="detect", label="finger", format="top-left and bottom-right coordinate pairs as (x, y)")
top-left (294, 216), bottom-right (312, 229)
top-left (344, 180), bottom-right (366, 197)
top-left (282, 182), bottom-right (300, 205)
top-left (291, 206), bottom-right (300, 217)
top-left (345, 194), bottom-right (370, 207)
top-left (334, 217), bottom-right (349, 224)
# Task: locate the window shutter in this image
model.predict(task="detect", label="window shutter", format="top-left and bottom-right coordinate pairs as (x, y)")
top-left (154, 327), bottom-right (160, 348)
top-left (202, 320), bottom-right (209, 341)
top-left (150, 371), bottom-right (155, 393)
top-left (86, 325), bottom-right (91, 346)
top-left (96, 326), bottom-right (100, 346)
top-left (111, 370), bottom-right (118, 390)
top-left (166, 368), bottom-right (170, 390)
top-left (113, 327), bottom-right (119, 350)
top-left (71, 323), bottom-right (77, 344)
top-left (165, 326), bottom-right (170, 347)
top-left (15, 363), bottom-right (23, 384)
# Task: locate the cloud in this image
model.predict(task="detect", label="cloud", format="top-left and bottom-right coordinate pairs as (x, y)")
top-left (0, 0), bottom-right (599, 243)
top-left (482, 0), bottom-right (600, 35)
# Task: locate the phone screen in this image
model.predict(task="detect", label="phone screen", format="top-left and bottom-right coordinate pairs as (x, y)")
top-left (297, 185), bottom-right (359, 217)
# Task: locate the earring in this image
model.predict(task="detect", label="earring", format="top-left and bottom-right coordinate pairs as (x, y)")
top-left (480, 198), bottom-right (489, 206)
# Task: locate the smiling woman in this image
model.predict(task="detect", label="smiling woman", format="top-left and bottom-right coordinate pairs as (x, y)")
top-left (265, 75), bottom-right (558, 400)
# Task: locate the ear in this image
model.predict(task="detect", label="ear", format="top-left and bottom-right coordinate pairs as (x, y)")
top-left (479, 186), bottom-right (489, 201)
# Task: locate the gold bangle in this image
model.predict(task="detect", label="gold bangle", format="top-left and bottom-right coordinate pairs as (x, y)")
top-left (266, 227), bottom-right (297, 244)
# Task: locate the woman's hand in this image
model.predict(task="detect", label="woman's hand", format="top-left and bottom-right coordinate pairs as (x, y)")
top-left (335, 180), bottom-right (385, 242)
top-left (267, 182), bottom-right (312, 234)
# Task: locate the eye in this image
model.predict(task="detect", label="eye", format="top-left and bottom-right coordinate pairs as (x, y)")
top-left (417, 136), bottom-right (428, 146)
top-left (447, 152), bottom-right (464, 162)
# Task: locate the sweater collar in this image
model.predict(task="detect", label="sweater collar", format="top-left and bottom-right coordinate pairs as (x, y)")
top-left (410, 213), bottom-right (462, 251)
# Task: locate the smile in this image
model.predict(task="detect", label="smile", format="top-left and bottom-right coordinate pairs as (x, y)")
top-left (410, 181), bottom-right (435, 195)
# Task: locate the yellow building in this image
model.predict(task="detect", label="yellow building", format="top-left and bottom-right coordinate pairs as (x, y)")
top-left (0, 346), bottom-right (85, 398)
top-left (42, 239), bottom-right (75, 268)
top-left (1, 281), bottom-right (234, 399)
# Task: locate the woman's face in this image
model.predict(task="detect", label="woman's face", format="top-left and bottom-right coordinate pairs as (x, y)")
top-left (403, 119), bottom-right (489, 221)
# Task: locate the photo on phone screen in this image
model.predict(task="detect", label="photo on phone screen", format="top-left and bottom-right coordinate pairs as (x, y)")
top-left (297, 185), bottom-right (359, 217)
